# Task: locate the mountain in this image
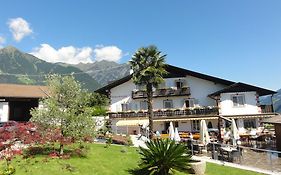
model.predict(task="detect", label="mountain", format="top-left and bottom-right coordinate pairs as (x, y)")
top-left (0, 46), bottom-right (100, 91)
top-left (260, 89), bottom-right (281, 113)
top-left (73, 60), bottom-right (131, 86)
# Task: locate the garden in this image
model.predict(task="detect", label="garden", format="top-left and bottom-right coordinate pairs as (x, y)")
top-left (0, 75), bottom-right (263, 175)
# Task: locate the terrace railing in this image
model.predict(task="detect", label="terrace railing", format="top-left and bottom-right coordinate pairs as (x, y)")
top-left (132, 87), bottom-right (191, 99)
top-left (260, 105), bottom-right (274, 113)
top-left (108, 107), bottom-right (219, 119)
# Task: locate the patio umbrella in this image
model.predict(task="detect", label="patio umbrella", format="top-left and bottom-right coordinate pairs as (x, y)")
top-left (169, 122), bottom-right (175, 140)
top-left (174, 127), bottom-right (181, 142)
top-left (231, 119), bottom-right (240, 146)
top-left (200, 120), bottom-right (210, 145)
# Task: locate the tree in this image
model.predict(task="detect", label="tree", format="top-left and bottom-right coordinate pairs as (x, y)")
top-left (138, 139), bottom-right (191, 175)
top-left (88, 93), bottom-right (109, 116)
top-left (129, 45), bottom-right (167, 139)
top-left (30, 75), bottom-right (95, 155)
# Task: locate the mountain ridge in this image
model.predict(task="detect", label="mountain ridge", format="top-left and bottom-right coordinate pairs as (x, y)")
top-left (0, 46), bottom-right (101, 91)
top-left (71, 60), bottom-right (131, 86)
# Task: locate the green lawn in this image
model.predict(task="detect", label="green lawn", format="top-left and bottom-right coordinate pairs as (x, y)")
top-left (3, 143), bottom-right (262, 175)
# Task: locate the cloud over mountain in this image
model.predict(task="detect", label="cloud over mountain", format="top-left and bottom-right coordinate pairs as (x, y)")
top-left (7, 17), bottom-right (33, 42)
top-left (30, 44), bottom-right (94, 64)
top-left (30, 44), bottom-right (124, 64)
top-left (94, 45), bottom-right (123, 62)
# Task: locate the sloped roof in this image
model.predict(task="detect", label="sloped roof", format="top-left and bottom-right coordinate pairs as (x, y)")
top-left (0, 84), bottom-right (49, 98)
top-left (208, 82), bottom-right (276, 98)
top-left (95, 64), bottom-right (235, 94)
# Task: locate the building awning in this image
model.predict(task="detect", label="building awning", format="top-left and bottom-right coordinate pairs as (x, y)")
top-left (116, 119), bottom-right (148, 126)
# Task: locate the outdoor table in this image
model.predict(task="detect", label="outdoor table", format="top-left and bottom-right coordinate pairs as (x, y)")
top-left (220, 146), bottom-right (238, 162)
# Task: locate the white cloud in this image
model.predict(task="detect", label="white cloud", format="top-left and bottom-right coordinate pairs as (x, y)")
top-left (94, 45), bottom-right (123, 62)
top-left (0, 36), bottom-right (5, 48)
top-left (7, 17), bottom-right (33, 42)
top-left (30, 44), bottom-right (124, 64)
top-left (30, 44), bottom-right (94, 64)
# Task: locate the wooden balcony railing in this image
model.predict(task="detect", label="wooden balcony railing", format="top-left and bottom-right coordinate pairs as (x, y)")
top-left (108, 107), bottom-right (219, 119)
top-left (132, 87), bottom-right (191, 99)
top-left (260, 105), bottom-right (274, 113)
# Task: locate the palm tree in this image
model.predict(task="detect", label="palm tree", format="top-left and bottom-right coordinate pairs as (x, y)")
top-left (129, 45), bottom-right (167, 139)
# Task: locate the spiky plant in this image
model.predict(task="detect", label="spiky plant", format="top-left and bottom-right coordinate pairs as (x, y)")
top-left (138, 139), bottom-right (191, 175)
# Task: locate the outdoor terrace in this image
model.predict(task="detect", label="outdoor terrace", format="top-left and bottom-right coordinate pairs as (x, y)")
top-left (132, 87), bottom-right (190, 99)
top-left (260, 104), bottom-right (274, 113)
top-left (108, 106), bottom-right (219, 119)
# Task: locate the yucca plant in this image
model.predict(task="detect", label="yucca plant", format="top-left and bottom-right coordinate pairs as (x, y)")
top-left (138, 139), bottom-right (191, 175)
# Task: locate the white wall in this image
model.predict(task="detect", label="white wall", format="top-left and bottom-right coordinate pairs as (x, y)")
top-left (110, 80), bottom-right (136, 112)
top-left (186, 75), bottom-right (226, 106)
top-left (0, 102), bottom-right (9, 122)
top-left (110, 76), bottom-right (228, 112)
top-left (219, 91), bottom-right (259, 115)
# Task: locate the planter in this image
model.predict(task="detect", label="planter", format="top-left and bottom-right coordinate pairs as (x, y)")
top-left (189, 159), bottom-right (206, 175)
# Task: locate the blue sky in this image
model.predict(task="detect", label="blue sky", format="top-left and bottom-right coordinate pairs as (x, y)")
top-left (0, 0), bottom-right (280, 90)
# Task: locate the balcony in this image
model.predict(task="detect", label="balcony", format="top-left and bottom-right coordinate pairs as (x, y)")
top-left (132, 87), bottom-right (191, 99)
top-left (108, 107), bottom-right (219, 119)
top-left (260, 105), bottom-right (274, 113)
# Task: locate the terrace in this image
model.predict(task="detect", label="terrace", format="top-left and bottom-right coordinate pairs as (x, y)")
top-left (108, 104), bottom-right (275, 119)
top-left (108, 106), bottom-right (219, 119)
top-left (132, 87), bottom-right (190, 99)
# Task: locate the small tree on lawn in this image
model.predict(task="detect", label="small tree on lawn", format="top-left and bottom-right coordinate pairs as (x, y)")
top-left (30, 75), bottom-right (95, 155)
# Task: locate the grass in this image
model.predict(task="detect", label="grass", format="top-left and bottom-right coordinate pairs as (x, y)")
top-left (2, 143), bottom-right (262, 175)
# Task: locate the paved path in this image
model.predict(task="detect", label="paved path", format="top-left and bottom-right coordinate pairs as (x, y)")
top-left (130, 135), bottom-right (147, 148)
top-left (192, 155), bottom-right (280, 175)
top-left (129, 135), bottom-right (280, 175)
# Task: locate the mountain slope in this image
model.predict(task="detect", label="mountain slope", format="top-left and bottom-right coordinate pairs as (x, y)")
top-left (73, 60), bottom-right (131, 86)
top-left (0, 46), bottom-right (100, 91)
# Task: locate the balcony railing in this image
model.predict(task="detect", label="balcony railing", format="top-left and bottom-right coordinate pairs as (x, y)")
top-left (108, 107), bottom-right (219, 119)
top-left (260, 105), bottom-right (274, 113)
top-left (132, 87), bottom-right (191, 99)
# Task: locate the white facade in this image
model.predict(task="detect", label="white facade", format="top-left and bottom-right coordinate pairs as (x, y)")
top-left (219, 91), bottom-right (260, 115)
top-left (110, 76), bottom-right (228, 112)
top-left (107, 73), bottom-right (273, 134)
top-left (0, 102), bottom-right (9, 122)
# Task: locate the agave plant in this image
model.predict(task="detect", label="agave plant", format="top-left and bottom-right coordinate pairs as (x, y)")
top-left (138, 139), bottom-right (191, 175)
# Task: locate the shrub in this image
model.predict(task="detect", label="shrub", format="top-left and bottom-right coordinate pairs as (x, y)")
top-left (111, 135), bottom-right (131, 145)
top-left (138, 139), bottom-right (191, 175)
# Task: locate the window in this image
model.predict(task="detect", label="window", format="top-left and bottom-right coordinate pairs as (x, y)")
top-left (192, 120), bottom-right (200, 131)
top-left (207, 121), bottom-right (213, 128)
top-left (175, 79), bottom-right (185, 89)
top-left (185, 98), bottom-right (195, 108)
top-left (176, 81), bottom-right (183, 89)
top-left (121, 103), bottom-right (129, 111)
top-left (232, 94), bottom-right (245, 107)
top-left (244, 119), bottom-right (256, 129)
top-left (140, 101), bottom-right (148, 110)
top-left (163, 100), bottom-right (173, 109)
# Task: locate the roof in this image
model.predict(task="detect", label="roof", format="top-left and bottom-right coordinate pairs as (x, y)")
top-left (0, 84), bottom-right (49, 98)
top-left (95, 64), bottom-right (235, 94)
top-left (208, 82), bottom-right (276, 98)
top-left (262, 115), bottom-right (281, 124)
